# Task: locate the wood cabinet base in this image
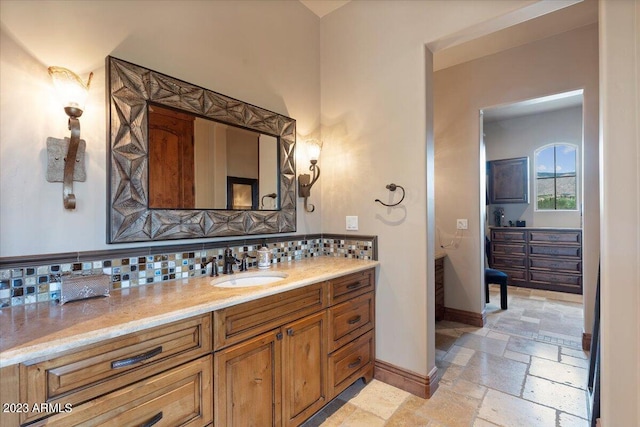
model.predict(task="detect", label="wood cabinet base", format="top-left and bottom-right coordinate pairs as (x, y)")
top-left (32, 356), bottom-right (213, 427)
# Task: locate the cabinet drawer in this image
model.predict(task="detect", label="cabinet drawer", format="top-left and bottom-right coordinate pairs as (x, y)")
top-left (490, 268), bottom-right (527, 287)
top-left (329, 268), bottom-right (375, 305)
top-left (213, 282), bottom-right (327, 350)
top-left (33, 355), bottom-right (213, 427)
top-left (20, 314), bottom-right (211, 425)
top-left (530, 270), bottom-right (582, 286)
top-left (492, 242), bottom-right (526, 256)
top-left (491, 229), bottom-right (526, 242)
top-left (328, 330), bottom-right (374, 398)
top-left (529, 244), bottom-right (581, 258)
top-left (529, 257), bottom-right (582, 273)
top-left (529, 230), bottom-right (581, 244)
top-left (529, 271), bottom-right (582, 294)
top-left (491, 255), bottom-right (526, 269)
top-left (328, 292), bottom-right (374, 352)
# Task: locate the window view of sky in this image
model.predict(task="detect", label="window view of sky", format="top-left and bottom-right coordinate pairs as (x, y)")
top-left (536, 144), bottom-right (576, 177)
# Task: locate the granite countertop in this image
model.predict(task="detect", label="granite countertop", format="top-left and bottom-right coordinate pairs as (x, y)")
top-left (0, 257), bottom-right (379, 368)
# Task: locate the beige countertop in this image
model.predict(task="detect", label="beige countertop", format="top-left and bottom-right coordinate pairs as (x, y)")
top-left (0, 257), bottom-right (379, 368)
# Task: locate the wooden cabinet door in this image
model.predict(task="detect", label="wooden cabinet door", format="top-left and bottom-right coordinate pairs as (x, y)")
top-left (149, 105), bottom-right (195, 208)
top-left (282, 311), bottom-right (328, 427)
top-left (489, 157), bottom-right (529, 204)
top-left (214, 330), bottom-right (282, 427)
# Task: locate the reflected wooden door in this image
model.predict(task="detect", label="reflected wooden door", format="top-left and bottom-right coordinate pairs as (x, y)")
top-left (148, 105), bottom-right (195, 208)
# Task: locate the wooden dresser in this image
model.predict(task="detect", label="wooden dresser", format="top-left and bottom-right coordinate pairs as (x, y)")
top-left (490, 227), bottom-right (582, 294)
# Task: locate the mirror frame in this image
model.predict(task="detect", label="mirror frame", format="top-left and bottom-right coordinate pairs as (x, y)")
top-left (107, 56), bottom-right (296, 243)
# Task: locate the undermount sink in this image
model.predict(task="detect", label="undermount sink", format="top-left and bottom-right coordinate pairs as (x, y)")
top-left (211, 271), bottom-right (288, 288)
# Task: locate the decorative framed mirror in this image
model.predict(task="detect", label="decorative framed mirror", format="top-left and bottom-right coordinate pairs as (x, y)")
top-left (107, 56), bottom-right (296, 243)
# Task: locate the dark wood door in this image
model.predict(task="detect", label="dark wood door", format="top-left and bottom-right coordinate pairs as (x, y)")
top-left (148, 105), bottom-right (195, 208)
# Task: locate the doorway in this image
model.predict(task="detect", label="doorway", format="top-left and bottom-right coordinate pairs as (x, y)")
top-left (480, 90), bottom-right (585, 333)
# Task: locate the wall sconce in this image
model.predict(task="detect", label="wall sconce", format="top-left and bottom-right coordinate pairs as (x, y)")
top-left (46, 66), bottom-right (93, 210)
top-left (298, 139), bottom-right (322, 212)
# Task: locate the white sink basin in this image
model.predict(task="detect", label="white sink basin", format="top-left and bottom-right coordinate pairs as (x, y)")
top-left (211, 272), bottom-right (288, 288)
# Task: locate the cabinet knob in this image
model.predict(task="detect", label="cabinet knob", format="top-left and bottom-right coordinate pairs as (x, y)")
top-left (287, 328), bottom-right (294, 336)
top-left (276, 332), bottom-right (283, 340)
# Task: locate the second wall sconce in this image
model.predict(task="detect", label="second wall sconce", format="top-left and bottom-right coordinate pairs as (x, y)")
top-left (298, 139), bottom-right (322, 212)
top-left (46, 66), bottom-right (93, 210)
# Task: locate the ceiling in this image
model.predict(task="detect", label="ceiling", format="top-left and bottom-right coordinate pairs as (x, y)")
top-left (483, 90), bottom-right (584, 123)
top-left (299, 0), bottom-right (350, 18)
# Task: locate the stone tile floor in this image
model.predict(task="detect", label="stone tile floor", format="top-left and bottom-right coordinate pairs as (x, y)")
top-left (303, 285), bottom-right (590, 426)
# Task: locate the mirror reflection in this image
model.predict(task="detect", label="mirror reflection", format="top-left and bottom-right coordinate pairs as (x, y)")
top-left (148, 105), bottom-right (279, 210)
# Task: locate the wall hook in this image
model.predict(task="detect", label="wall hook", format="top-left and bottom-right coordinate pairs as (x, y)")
top-left (375, 183), bottom-right (405, 207)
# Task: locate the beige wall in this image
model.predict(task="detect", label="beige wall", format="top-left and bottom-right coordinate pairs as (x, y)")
top-left (226, 128), bottom-right (259, 179)
top-left (599, 0), bottom-right (640, 424)
top-left (0, 0), bottom-right (321, 256)
top-left (485, 105), bottom-right (583, 229)
top-left (319, 0), bottom-right (543, 377)
top-left (434, 24), bottom-right (599, 336)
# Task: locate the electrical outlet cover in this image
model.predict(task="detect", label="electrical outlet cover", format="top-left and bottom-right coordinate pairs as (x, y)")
top-left (456, 219), bottom-right (468, 230)
top-left (346, 216), bottom-right (359, 231)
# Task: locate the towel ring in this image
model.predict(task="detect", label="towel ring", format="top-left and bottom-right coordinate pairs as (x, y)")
top-left (375, 183), bottom-right (405, 207)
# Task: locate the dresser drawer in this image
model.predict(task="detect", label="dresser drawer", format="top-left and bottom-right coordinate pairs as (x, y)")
top-left (529, 244), bottom-right (581, 258)
top-left (491, 255), bottom-right (526, 269)
top-left (329, 268), bottom-right (375, 305)
top-left (32, 355), bottom-right (213, 427)
top-left (529, 271), bottom-right (582, 294)
top-left (328, 292), bottom-right (374, 352)
top-left (213, 281), bottom-right (327, 350)
top-left (529, 257), bottom-right (582, 273)
top-left (491, 268), bottom-right (527, 287)
top-left (20, 314), bottom-right (211, 425)
top-left (491, 229), bottom-right (526, 242)
top-left (328, 330), bottom-right (374, 398)
top-left (530, 270), bottom-right (582, 286)
top-left (529, 230), bottom-right (581, 244)
top-left (492, 242), bottom-right (527, 256)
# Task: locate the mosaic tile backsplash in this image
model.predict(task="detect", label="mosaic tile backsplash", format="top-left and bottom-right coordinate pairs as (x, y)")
top-left (0, 236), bottom-right (376, 308)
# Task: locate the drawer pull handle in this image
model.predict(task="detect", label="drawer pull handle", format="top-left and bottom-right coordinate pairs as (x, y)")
top-left (140, 411), bottom-right (163, 427)
top-left (111, 346), bottom-right (163, 369)
top-left (346, 282), bottom-right (361, 290)
top-left (347, 315), bottom-right (362, 325)
top-left (348, 356), bottom-right (363, 369)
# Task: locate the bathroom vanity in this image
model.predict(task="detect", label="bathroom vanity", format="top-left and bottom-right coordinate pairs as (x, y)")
top-left (0, 258), bottom-right (377, 427)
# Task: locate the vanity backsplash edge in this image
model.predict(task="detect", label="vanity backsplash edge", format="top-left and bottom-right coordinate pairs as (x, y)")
top-left (0, 234), bottom-right (377, 308)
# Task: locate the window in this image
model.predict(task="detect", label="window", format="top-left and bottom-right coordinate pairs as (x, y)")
top-left (535, 144), bottom-right (578, 210)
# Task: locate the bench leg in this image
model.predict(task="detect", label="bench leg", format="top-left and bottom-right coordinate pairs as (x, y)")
top-left (500, 281), bottom-right (508, 310)
top-left (485, 281), bottom-right (490, 303)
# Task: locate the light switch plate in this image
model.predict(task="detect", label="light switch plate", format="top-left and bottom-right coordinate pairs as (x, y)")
top-left (456, 219), bottom-right (468, 230)
top-left (346, 216), bottom-right (359, 231)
